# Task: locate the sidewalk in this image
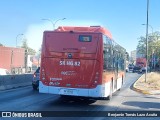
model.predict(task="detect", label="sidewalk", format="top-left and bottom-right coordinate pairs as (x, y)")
top-left (133, 72), bottom-right (160, 95)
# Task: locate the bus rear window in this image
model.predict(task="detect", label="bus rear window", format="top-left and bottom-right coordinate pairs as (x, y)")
top-left (79, 35), bottom-right (92, 42)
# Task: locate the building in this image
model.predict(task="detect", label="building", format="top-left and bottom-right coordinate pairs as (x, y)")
top-left (130, 50), bottom-right (136, 64)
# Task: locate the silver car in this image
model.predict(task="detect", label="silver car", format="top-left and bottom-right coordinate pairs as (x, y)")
top-left (32, 67), bottom-right (40, 90)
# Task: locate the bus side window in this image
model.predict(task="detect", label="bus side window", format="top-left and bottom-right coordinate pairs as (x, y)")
top-left (103, 50), bottom-right (107, 69)
top-left (103, 35), bottom-right (115, 71)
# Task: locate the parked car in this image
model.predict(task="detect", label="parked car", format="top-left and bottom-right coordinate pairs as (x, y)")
top-left (139, 66), bottom-right (150, 73)
top-left (0, 68), bottom-right (10, 75)
top-left (32, 67), bottom-right (40, 90)
top-left (132, 66), bottom-right (141, 73)
top-left (128, 64), bottom-right (134, 71)
top-left (126, 67), bottom-right (129, 72)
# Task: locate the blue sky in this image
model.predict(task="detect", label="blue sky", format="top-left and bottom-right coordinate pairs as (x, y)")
top-left (0, 0), bottom-right (160, 54)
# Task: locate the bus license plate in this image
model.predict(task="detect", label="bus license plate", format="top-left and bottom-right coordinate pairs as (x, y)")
top-left (64, 89), bottom-right (73, 95)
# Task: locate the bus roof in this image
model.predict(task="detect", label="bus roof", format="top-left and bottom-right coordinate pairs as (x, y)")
top-left (55, 26), bottom-right (112, 39)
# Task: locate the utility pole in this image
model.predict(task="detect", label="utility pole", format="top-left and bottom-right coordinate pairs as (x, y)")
top-left (145, 0), bottom-right (149, 82)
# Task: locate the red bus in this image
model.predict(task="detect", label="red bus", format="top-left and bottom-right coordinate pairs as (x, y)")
top-left (40, 26), bottom-right (126, 100)
top-left (136, 57), bottom-right (146, 68)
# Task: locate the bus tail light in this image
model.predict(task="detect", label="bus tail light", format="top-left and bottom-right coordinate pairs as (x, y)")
top-left (94, 72), bottom-right (99, 84)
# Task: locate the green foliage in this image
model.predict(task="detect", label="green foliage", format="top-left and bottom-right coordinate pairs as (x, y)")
top-left (0, 43), bottom-right (3, 46)
top-left (125, 52), bottom-right (129, 61)
top-left (137, 31), bottom-right (160, 61)
top-left (137, 36), bottom-right (146, 54)
top-left (21, 39), bottom-right (36, 55)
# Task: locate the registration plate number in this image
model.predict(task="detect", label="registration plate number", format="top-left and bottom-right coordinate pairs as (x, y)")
top-left (63, 89), bottom-right (73, 95)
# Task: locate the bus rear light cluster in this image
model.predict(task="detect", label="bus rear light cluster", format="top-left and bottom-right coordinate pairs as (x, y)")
top-left (94, 80), bottom-right (98, 84)
top-left (94, 72), bottom-right (99, 84)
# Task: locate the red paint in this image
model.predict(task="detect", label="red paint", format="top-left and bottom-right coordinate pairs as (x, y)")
top-left (40, 26), bottom-right (125, 89)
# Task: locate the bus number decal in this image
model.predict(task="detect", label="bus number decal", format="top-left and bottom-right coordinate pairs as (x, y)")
top-left (61, 71), bottom-right (76, 75)
top-left (59, 60), bottom-right (80, 66)
top-left (60, 61), bottom-right (65, 65)
top-left (50, 78), bottom-right (62, 81)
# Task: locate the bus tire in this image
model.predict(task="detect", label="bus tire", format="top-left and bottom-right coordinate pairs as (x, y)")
top-left (60, 95), bottom-right (69, 99)
top-left (107, 81), bottom-right (113, 100)
top-left (32, 84), bottom-right (38, 90)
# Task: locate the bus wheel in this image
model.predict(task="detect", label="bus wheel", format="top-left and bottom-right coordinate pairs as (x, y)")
top-left (107, 81), bottom-right (113, 100)
top-left (60, 95), bottom-right (69, 99)
top-left (32, 85), bottom-right (38, 90)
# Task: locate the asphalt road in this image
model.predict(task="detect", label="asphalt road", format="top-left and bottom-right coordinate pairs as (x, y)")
top-left (0, 73), bottom-right (160, 120)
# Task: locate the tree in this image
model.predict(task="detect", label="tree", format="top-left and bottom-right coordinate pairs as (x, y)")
top-left (125, 52), bottom-right (129, 61)
top-left (137, 31), bottom-right (160, 57)
top-left (21, 39), bottom-right (36, 55)
top-left (0, 43), bottom-right (3, 46)
top-left (137, 31), bottom-right (160, 69)
top-left (137, 36), bottom-right (146, 56)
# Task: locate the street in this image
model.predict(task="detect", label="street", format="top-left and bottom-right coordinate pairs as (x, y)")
top-left (0, 73), bottom-right (160, 120)
top-left (1, 0), bottom-right (160, 120)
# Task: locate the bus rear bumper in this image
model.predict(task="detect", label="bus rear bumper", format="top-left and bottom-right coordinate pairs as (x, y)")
top-left (39, 81), bottom-right (111, 98)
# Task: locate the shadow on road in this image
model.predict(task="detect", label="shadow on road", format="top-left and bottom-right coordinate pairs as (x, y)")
top-left (48, 96), bottom-right (97, 106)
top-left (144, 96), bottom-right (160, 100)
top-left (122, 101), bottom-right (160, 109)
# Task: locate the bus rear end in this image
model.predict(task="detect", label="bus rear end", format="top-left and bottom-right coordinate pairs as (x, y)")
top-left (40, 30), bottom-right (103, 98)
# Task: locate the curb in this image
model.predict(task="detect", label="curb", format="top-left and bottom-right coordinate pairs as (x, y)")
top-left (133, 74), bottom-right (153, 95)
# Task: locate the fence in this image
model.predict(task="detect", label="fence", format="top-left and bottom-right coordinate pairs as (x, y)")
top-left (0, 74), bottom-right (32, 91)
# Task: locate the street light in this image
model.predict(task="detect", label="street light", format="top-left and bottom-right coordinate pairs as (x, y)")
top-left (53, 18), bottom-right (66, 30)
top-left (142, 24), bottom-right (153, 35)
top-left (42, 18), bottom-right (66, 30)
top-left (16, 34), bottom-right (24, 47)
top-left (142, 24), bottom-right (154, 70)
top-left (41, 18), bottom-right (54, 29)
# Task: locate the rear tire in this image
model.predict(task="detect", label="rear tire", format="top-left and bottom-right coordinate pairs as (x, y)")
top-left (32, 84), bottom-right (38, 90)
